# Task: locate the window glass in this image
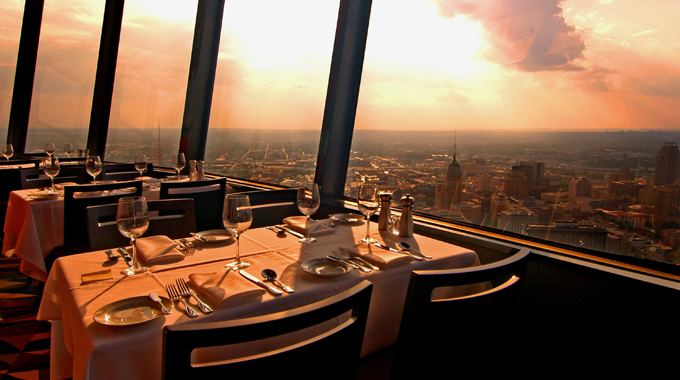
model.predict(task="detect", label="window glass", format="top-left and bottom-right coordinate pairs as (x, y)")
top-left (0, 0), bottom-right (24, 141)
top-left (347, 0), bottom-right (680, 265)
top-left (105, 0), bottom-right (197, 167)
top-left (24, 0), bottom-right (104, 155)
top-left (204, 1), bottom-right (339, 188)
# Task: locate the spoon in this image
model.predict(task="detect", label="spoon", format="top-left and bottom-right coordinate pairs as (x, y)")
top-left (261, 269), bottom-right (294, 293)
top-left (149, 293), bottom-right (172, 315)
top-left (397, 241), bottom-right (433, 259)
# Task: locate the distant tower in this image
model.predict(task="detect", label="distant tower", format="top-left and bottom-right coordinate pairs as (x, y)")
top-left (444, 132), bottom-right (463, 208)
top-left (655, 142), bottom-right (680, 186)
top-left (504, 166), bottom-right (531, 198)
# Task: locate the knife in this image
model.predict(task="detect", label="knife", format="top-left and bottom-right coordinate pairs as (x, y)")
top-left (117, 247), bottom-right (133, 266)
top-left (239, 270), bottom-right (283, 295)
top-left (190, 232), bottom-right (208, 242)
top-left (373, 243), bottom-right (424, 261)
top-left (275, 225), bottom-right (305, 239)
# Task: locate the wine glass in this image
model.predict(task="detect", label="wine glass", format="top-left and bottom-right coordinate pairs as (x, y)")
top-left (42, 156), bottom-right (60, 194)
top-left (85, 155), bottom-right (102, 184)
top-left (45, 143), bottom-right (55, 157)
top-left (172, 152), bottom-right (185, 181)
top-left (116, 196), bottom-right (150, 275)
top-left (64, 143), bottom-right (74, 157)
top-left (134, 154), bottom-right (147, 179)
top-left (357, 183), bottom-right (380, 244)
top-left (2, 144), bottom-right (13, 160)
top-left (223, 194), bottom-right (252, 270)
top-left (296, 183), bottom-right (320, 243)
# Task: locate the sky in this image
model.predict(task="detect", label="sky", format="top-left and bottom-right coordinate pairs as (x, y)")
top-left (1, 0), bottom-right (680, 138)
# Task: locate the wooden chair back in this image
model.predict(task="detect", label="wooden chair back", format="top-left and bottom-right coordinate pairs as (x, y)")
top-left (20, 166), bottom-right (88, 189)
top-left (159, 177), bottom-right (227, 232)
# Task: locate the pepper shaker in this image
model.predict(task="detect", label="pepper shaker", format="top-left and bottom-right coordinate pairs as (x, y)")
top-left (196, 160), bottom-right (205, 181)
top-left (378, 192), bottom-right (393, 231)
top-left (398, 194), bottom-right (414, 237)
top-left (189, 160), bottom-right (197, 181)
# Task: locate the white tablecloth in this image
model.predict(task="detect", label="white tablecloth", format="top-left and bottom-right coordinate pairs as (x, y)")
top-left (37, 221), bottom-right (481, 380)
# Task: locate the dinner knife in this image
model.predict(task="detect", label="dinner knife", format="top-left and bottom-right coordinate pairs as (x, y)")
top-left (275, 225), bottom-right (305, 238)
top-left (239, 270), bottom-right (283, 295)
top-left (373, 243), bottom-right (424, 261)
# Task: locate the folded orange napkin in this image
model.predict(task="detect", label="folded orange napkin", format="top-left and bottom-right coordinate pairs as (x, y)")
top-left (135, 235), bottom-right (184, 265)
top-left (188, 270), bottom-right (265, 307)
top-left (283, 216), bottom-right (335, 236)
top-left (343, 244), bottom-right (413, 269)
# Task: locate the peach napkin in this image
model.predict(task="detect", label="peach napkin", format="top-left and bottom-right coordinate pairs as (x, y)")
top-left (343, 245), bottom-right (413, 269)
top-left (188, 270), bottom-right (265, 307)
top-left (283, 216), bottom-right (336, 236)
top-left (135, 235), bottom-right (184, 265)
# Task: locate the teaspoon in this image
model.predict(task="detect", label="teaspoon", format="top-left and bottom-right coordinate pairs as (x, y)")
top-left (397, 241), bottom-right (433, 259)
top-left (261, 269), bottom-right (294, 293)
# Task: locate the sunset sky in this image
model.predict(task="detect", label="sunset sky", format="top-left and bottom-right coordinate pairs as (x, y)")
top-left (1, 0), bottom-right (679, 140)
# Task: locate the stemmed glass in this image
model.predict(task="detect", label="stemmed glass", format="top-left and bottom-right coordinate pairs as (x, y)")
top-left (357, 183), bottom-right (380, 244)
top-left (42, 156), bottom-right (60, 194)
top-left (2, 144), bottom-right (13, 160)
top-left (134, 154), bottom-right (147, 179)
top-left (223, 194), bottom-right (252, 270)
top-left (116, 196), bottom-right (150, 275)
top-left (64, 143), bottom-right (74, 157)
top-left (85, 155), bottom-right (102, 184)
top-left (45, 143), bottom-right (55, 157)
top-left (172, 153), bottom-right (185, 181)
top-left (296, 183), bottom-right (320, 244)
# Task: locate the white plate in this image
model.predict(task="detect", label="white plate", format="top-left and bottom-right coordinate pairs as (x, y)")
top-left (301, 258), bottom-right (353, 277)
top-left (29, 193), bottom-right (60, 200)
top-left (93, 296), bottom-right (173, 326)
top-left (329, 213), bottom-right (364, 223)
top-left (192, 229), bottom-right (233, 242)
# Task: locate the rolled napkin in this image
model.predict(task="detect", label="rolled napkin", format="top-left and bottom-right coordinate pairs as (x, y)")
top-left (188, 270), bottom-right (266, 307)
top-left (134, 235), bottom-right (185, 265)
top-left (283, 216), bottom-right (336, 236)
top-left (343, 244), bottom-right (413, 269)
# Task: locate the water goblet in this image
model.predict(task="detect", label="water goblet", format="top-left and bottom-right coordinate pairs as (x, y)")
top-left (86, 155), bottom-right (102, 184)
top-left (296, 183), bottom-right (320, 243)
top-left (172, 153), bottom-right (185, 181)
top-left (223, 194), bottom-right (252, 270)
top-left (357, 183), bottom-right (380, 244)
top-left (64, 143), bottom-right (74, 157)
top-left (42, 156), bottom-right (60, 194)
top-left (45, 143), bottom-right (55, 157)
top-left (117, 196), bottom-right (150, 275)
top-left (2, 144), bottom-right (13, 160)
top-left (134, 154), bottom-right (147, 179)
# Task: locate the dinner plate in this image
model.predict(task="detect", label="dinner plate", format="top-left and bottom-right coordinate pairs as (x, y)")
top-left (93, 296), bottom-right (173, 326)
top-left (74, 191), bottom-right (104, 198)
top-left (301, 258), bottom-right (353, 277)
top-left (329, 213), bottom-right (364, 223)
top-left (29, 193), bottom-right (60, 201)
top-left (192, 229), bottom-right (233, 242)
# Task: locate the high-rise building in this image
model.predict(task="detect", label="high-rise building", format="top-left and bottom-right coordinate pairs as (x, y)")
top-left (569, 177), bottom-right (593, 199)
top-left (444, 155), bottom-right (463, 208)
top-left (655, 142), bottom-right (680, 186)
top-left (504, 166), bottom-right (531, 198)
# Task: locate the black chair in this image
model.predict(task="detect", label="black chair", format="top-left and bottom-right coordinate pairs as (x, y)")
top-left (101, 162), bottom-right (154, 181)
top-left (390, 248), bottom-right (532, 379)
top-left (240, 188), bottom-right (300, 228)
top-left (159, 177), bottom-right (227, 232)
top-left (19, 166), bottom-right (88, 189)
top-left (162, 280), bottom-right (373, 380)
top-left (86, 198), bottom-right (197, 251)
top-left (63, 180), bottom-right (143, 256)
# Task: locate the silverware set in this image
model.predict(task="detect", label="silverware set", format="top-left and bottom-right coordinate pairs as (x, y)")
top-left (165, 278), bottom-right (213, 317)
top-left (328, 247), bottom-right (377, 273)
top-left (176, 238), bottom-right (196, 256)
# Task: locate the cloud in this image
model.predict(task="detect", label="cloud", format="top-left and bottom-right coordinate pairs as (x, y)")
top-left (573, 65), bottom-right (617, 92)
top-left (432, 0), bottom-right (586, 72)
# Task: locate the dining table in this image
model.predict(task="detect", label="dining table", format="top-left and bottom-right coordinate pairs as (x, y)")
top-left (37, 218), bottom-right (482, 380)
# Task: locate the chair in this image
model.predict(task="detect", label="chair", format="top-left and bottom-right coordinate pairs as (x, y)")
top-left (162, 280), bottom-right (373, 380)
top-left (390, 248), bottom-right (532, 379)
top-left (86, 198), bottom-right (197, 251)
top-left (63, 180), bottom-right (143, 256)
top-left (159, 177), bottom-right (227, 232)
top-left (240, 188), bottom-right (300, 228)
top-left (102, 162), bottom-right (154, 181)
top-left (19, 166), bottom-right (88, 189)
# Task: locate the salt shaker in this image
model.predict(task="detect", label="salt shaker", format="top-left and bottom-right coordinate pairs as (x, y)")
top-left (378, 192), bottom-right (393, 231)
top-left (189, 160), bottom-right (197, 181)
top-left (398, 194), bottom-right (414, 237)
top-left (196, 160), bottom-right (205, 181)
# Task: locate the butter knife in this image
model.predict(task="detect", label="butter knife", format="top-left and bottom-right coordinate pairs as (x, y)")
top-left (239, 270), bottom-right (283, 295)
top-left (275, 225), bottom-right (305, 238)
top-left (373, 243), bottom-right (424, 261)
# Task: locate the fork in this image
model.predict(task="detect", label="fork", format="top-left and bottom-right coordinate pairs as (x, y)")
top-left (329, 250), bottom-right (370, 272)
top-left (176, 278), bottom-right (212, 314)
top-left (165, 284), bottom-right (199, 317)
top-left (178, 239), bottom-right (196, 256)
top-left (337, 247), bottom-right (379, 271)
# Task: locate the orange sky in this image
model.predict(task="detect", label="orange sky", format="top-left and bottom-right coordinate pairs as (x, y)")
top-left (1, 0), bottom-right (679, 135)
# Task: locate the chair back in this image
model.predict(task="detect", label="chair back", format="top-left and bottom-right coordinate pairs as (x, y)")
top-left (102, 162), bottom-right (154, 181)
top-left (86, 198), bottom-right (197, 251)
top-left (19, 166), bottom-right (88, 189)
top-left (240, 188), bottom-right (300, 228)
top-left (159, 177), bottom-right (227, 232)
top-left (63, 180), bottom-right (143, 255)
top-left (391, 248), bottom-right (532, 379)
top-left (162, 280), bottom-right (372, 379)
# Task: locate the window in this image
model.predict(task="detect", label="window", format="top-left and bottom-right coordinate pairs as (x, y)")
top-left (0, 0), bottom-right (24, 140)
